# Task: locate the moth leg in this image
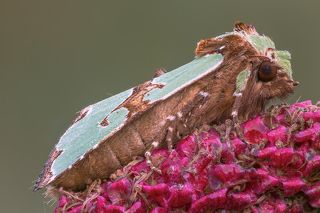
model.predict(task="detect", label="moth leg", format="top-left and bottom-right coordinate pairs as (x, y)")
top-left (191, 123), bottom-right (211, 140)
top-left (165, 111), bottom-right (191, 151)
top-left (145, 141), bottom-right (161, 173)
top-left (175, 122), bottom-right (188, 140)
top-left (197, 123), bottom-right (211, 133)
top-left (231, 95), bottom-right (243, 138)
top-left (224, 119), bottom-right (233, 141)
top-left (165, 127), bottom-right (174, 152)
top-left (232, 113), bottom-right (241, 134)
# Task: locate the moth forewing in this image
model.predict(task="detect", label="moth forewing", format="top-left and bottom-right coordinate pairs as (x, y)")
top-left (35, 54), bottom-right (224, 191)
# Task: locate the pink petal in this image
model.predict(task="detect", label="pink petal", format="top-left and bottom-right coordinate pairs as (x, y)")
top-left (281, 177), bottom-right (306, 196)
top-left (192, 154), bottom-right (214, 173)
top-left (167, 184), bottom-right (194, 208)
top-left (309, 198), bottom-right (320, 208)
top-left (142, 183), bottom-right (169, 207)
top-left (107, 178), bottom-right (132, 205)
top-left (303, 155), bottom-right (320, 177)
top-left (242, 117), bottom-right (269, 144)
top-left (303, 182), bottom-right (320, 199)
top-left (130, 161), bottom-right (150, 175)
top-left (294, 123), bottom-right (320, 143)
top-left (57, 195), bottom-right (68, 208)
top-left (271, 148), bottom-right (305, 169)
top-left (160, 158), bottom-right (184, 184)
top-left (150, 207), bottom-right (168, 213)
top-left (200, 132), bottom-right (222, 153)
top-left (258, 198), bottom-right (287, 213)
top-left (189, 188), bottom-right (227, 212)
top-left (231, 138), bottom-right (247, 156)
top-left (66, 205), bottom-right (82, 213)
top-left (126, 201), bottom-right (146, 213)
top-left (303, 110), bottom-right (320, 122)
top-left (267, 125), bottom-right (288, 145)
top-left (95, 196), bottom-right (107, 213)
top-left (291, 100), bottom-right (312, 108)
top-left (221, 144), bottom-right (236, 163)
top-left (250, 175), bottom-right (279, 194)
top-left (175, 135), bottom-right (197, 158)
top-left (209, 164), bottom-right (244, 185)
top-left (227, 191), bottom-right (257, 210)
top-left (104, 205), bottom-right (125, 213)
top-left (183, 171), bottom-right (208, 193)
top-left (256, 146), bottom-right (277, 159)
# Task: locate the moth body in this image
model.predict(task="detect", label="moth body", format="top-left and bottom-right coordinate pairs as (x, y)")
top-left (35, 23), bottom-right (297, 191)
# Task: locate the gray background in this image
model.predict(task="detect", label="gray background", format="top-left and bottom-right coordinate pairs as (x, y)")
top-left (1, 1), bottom-right (320, 212)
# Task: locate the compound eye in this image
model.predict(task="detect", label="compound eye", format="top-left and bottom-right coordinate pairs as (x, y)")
top-left (258, 61), bottom-right (278, 82)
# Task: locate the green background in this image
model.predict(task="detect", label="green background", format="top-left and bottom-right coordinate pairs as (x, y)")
top-left (1, 1), bottom-right (320, 212)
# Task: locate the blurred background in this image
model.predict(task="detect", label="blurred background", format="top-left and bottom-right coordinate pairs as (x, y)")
top-left (1, 1), bottom-right (320, 212)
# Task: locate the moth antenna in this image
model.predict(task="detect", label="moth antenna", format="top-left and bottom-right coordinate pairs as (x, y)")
top-left (231, 93), bottom-right (242, 123)
top-left (295, 96), bottom-right (302, 103)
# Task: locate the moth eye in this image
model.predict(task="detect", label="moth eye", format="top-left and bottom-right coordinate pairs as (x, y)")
top-left (257, 61), bottom-right (278, 82)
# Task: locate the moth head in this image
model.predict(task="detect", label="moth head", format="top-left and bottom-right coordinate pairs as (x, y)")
top-left (235, 23), bottom-right (298, 101)
top-left (246, 52), bottom-right (297, 100)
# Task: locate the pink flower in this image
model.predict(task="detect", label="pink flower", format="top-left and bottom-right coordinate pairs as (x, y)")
top-left (53, 101), bottom-right (320, 212)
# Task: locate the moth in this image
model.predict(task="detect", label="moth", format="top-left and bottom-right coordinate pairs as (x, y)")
top-left (35, 23), bottom-right (298, 191)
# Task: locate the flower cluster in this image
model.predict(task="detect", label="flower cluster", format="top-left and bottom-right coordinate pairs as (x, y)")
top-left (54, 100), bottom-right (320, 212)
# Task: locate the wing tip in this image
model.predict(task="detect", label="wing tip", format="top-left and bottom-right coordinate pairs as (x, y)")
top-left (34, 148), bottom-right (62, 191)
top-left (33, 170), bottom-right (50, 191)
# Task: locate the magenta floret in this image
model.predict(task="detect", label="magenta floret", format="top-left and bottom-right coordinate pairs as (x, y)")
top-left (167, 184), bottom-right (194, 208)
top-left (256, 146), bottom-right (277, 159)
top-left (126, 201), bottom-right (146, 213)
top-left (227, 191), bottom-right (257, 209)
top-left (189, 188), bottom-right (227, 212)
top-left (150, 207), bottom-right (168, 213)
top-left (242, 117), bottom-right (268, 144)
top-left (142, 183), bottom-right (169, 207)
top-left (176, 135), bottom-right (197, 158)
top-left (107, 178), bottom-right (132, 205)
top-left (282, 177), bottom-right (306, 196)
top-left (267, 125), bottom-right (288, 145)
top-left (66, 205), bottom-right (82, 213)
top-left (231, 137), bottom-right (247, 155)
top-left (208, 163), bottom-right (244, 186)
top-left (303, 110), bottom-right (320, 122)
